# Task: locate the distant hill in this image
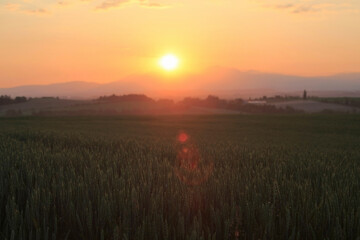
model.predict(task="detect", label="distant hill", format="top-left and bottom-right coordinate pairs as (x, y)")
top-left (1, 68), bottom-right (360, 99)
top-left (0, 81), bottom-right (101, 99)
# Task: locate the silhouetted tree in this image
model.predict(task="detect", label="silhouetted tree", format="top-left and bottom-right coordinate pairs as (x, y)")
top-left (205, 95), bottom-right (227, 108)
top-left (0, 95), bottom-right (12, 105)
top-left (0, 95), bottom-right (27, 105)
top-left (15, 96), bottom-right (27, 103)
top-left (157, 99), bottom-right (174, 105)
top-left (98, 94), bottom-right (154, 102)
top-left (177, 95), bottom-right (300, 114)
top-left (180, 97), bottom-right (202, 106)
top-left (303, 90), bottom-right (307, 100)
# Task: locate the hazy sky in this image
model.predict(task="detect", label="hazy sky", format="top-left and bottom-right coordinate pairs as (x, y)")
top-left (1, 0), bottom-right (360, 87)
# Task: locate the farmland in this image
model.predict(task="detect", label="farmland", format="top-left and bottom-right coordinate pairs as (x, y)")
top-left (271, 100), bottom-right (359, 113)
top-left (1, 115), bottom-right (360, 239)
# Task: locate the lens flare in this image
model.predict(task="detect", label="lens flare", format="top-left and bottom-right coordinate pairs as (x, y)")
top-left (178, 132), bottom-right (189, 143)
top-left (174, 131), bottom-right (213, 186)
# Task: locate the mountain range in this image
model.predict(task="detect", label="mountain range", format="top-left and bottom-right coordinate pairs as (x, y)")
top-left (1, 68), bottom-right (360, 99)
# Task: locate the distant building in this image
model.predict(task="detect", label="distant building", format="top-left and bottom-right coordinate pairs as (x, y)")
top-left (247, 100), bottom-right (267, 105)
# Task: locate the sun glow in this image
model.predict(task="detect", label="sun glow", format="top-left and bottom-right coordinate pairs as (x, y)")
top-left (159, 54), bottom-right (179, 71)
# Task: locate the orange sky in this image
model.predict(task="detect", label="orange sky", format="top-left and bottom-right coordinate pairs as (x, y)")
top-left (0, 0), bottom-right (360, 87)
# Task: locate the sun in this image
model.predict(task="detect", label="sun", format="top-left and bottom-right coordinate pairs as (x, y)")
top-left (159, 54), bottom-right (179, 71)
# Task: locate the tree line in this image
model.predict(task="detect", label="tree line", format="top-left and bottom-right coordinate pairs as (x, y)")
top-left (0, 95), bottom-right (27, 106)
top-left (96, 94), bottom-right (300, 113)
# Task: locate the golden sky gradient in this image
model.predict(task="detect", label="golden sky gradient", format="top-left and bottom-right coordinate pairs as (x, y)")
top-left (0, 0), bottom-right (360, 87)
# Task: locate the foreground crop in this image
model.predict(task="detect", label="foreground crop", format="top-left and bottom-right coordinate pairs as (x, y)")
top-left (0, 115), bottom-right (360, 239)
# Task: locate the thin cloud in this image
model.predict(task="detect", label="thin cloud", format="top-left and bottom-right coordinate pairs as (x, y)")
top-left (273, 4), bottom-right (294, 9)
top-left (292, 5), bottom-right (319, 14)
top-left (4, 3), bottom-right (21, 11)
top-left (261, 1), bottom-right (359, 14)
top-left (96, 0), bottom-right (169, 10)
top-left (2, 2), bottom-right (49, 15)
top-left (1, 0), bottom-right (169, 12)
top-left (25, 8), bottom-right (49, 14)
top-left (57, 1), bottom-right (69, 6)
top-left (271, 3), bottom-right (320, 14)
top-left (139, 2), bottom-right (168, 8)
top-left (96, 0), bottom-right (130, 10)
top-left (57, 0), bottom-right (92, 7)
